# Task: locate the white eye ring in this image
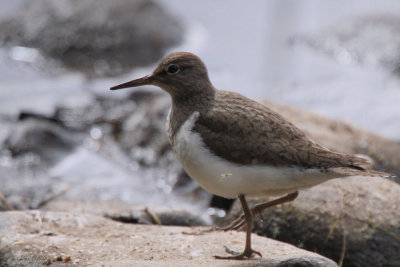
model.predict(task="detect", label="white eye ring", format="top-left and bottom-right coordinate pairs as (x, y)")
top-left (166, 64), bottom-right (180, 74)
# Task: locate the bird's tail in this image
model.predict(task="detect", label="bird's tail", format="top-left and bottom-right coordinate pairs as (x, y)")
top-left (333, 153), bottom-right (396, 178)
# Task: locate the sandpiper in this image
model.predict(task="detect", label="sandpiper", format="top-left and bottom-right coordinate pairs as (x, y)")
top-left (110, 52), bottom-right (392, 260)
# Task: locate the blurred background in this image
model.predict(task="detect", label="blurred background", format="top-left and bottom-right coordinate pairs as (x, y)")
top-left (0, 0), bottom-right (399, 237)
top-left (1, 0), bottom-right (400, 265)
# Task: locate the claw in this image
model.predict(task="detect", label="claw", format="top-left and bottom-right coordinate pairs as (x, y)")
top-left (224, 245), bottom-right (240, 255)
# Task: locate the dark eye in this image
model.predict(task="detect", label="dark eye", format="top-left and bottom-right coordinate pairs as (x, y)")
top-left (166, 64), bottom-right (180, 74)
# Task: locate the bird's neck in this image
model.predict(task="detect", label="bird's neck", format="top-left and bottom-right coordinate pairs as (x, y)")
top-left (167, 91), bottom-right (214, 144)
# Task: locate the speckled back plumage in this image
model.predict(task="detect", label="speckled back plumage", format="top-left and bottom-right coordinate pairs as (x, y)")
top-left (168, 89), bottom-right (379, 173)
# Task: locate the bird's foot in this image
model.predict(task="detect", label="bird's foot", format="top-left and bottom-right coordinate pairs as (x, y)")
top-left (214, 245), bottom-right (262, 260)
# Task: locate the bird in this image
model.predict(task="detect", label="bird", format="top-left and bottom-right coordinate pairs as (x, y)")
top-left (110, 52), bottom-right (393, 260)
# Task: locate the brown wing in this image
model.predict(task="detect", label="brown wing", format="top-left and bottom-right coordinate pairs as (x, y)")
top-left (194, 90), bottom-right (370, 170)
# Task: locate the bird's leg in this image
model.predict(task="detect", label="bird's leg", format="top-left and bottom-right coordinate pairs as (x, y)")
top-left (214, 194), bottom-right (262, 260)
top-left (252, 191), bottom-right (299, 219)
top-left (221, 191), bottom-right (299, 231)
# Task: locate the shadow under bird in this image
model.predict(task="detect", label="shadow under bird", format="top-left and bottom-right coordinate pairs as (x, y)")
top-left (110, 52), bottom-right (393, 260)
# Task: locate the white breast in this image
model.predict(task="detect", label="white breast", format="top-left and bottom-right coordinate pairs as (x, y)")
top-left (172, 111), bottom-right (344, 199)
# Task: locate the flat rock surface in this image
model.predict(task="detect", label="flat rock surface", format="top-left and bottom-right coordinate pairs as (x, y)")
top-left (0, 211), bottom-right (337, 267)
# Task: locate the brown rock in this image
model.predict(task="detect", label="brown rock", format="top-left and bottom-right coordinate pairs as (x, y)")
top-left (0, 211), bottom-right (337, 266)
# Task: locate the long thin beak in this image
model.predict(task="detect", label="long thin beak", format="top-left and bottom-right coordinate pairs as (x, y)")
top-left (110, 75), bottom-right (153, 90)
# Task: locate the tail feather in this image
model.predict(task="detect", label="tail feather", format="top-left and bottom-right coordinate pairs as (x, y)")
top-left (346, 154), bottom-right (372, 171)
top-left (335, 153), bottom-right (395, 178)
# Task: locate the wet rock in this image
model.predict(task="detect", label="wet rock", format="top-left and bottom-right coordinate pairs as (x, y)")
top-left (42, 199), bottom-right (207, 226)
top-left (3, 116), bottom-right (79, 166)
top-left (0, 210), bottom-right (337, 266)
top-left (5, 91), bottom-right (174, 171)
top-left (224, 177), bottom-right (400, 267)
top-left (54, 91), bottom-right (188, 191)
top-left (0, 0), bottom-right (183, 76)
top-left (0, 114), bottom-right (80, 210)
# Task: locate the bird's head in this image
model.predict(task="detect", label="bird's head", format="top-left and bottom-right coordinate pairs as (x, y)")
top-left (110, 52), bottom-right (214, 100)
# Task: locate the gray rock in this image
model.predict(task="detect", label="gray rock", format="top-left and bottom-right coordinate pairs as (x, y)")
top-left (0, 210), bottom-right (337, 266)
top-left (54, 91), bottom-right (190, 192)
top-left (3, 117), bottom-right (78, 167)
top-left (0, 0), bottom-right (183, 76)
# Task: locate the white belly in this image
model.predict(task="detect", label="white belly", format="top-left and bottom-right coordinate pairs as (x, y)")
top-left (172, 112), bottom-right (344, 199)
